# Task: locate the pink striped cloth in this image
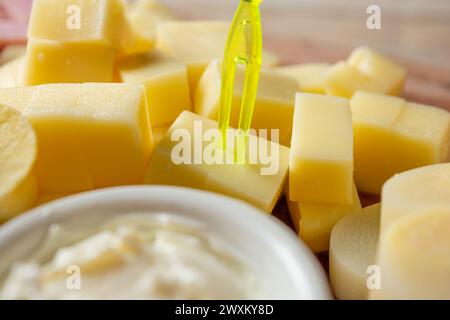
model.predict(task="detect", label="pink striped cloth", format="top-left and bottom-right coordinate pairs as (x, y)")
top-left (0, 0), bottom-right (33, 48)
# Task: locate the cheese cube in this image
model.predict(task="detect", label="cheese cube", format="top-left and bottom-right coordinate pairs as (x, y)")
top-left (325, 47), bottom-right (406, 98)
top-left (119, 51), bottom-right (191, 127)
top-left (0, 55), bottom-right (25, 88)
top-left (144, 111), bottom-right (289, 213)
top-left (156, 20), bottom-right (280, 90)
top-left (351, 91), bottom-right (450, 194)
top-left (374, 164), bottom-right (450, 299)
top-left (125, 0), bottom-right (175, 51)
top-left (27, 0), bottom-right (121, 46)
top-left (289, 93), bottom-right (353, 204)
top-left (277, 63), bottom-right (330, 94)
top-left (24, 40), bottom-right (115, 85)
top-left (348, 47), bottom-right (406, 96)
top-left (330, 203), bottom-right (380, 300)
top-left (286, 183), bottom-right (361, 253)
top-left (194, 60), bottom-right (298, 146)
top-left (0, 84), bottom-right (153, 193)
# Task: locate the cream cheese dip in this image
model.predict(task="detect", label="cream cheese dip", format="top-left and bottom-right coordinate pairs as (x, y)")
top-left (0, 214), bottom-right (260, 300)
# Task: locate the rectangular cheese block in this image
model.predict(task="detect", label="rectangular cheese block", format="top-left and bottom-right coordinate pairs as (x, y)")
top-left (351, 91), bottom-right (450, 194)
top-left (286, 183), bottom-right (361, 253)
top-left (289, 93), bottom-right (353, 204)
top-left (0, 55), bottom-right (25, 88)
top-left (156, 20), bottom-right (280, 90)
top-left (277, 63), bottom-right (330, 94)
top-left (194, 60), bottom-right (298, 146)
top-left (144, 111), bottom-right (289, 213)
top-left (0, 84), bottom-right (153, 193)
top-left (119, 50), bottom-right (191, 127)
top-left (325, 47), bottom-right (406, 98)
top-left (24, 40), bottom-right (115, 85)
top-left (27, 0), bottom-right (122, 46)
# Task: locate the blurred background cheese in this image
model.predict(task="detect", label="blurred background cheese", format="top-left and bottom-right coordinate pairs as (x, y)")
top-left (144, 111), bottom-right (289, 213)
top-left (0, 83), bottom-right (153, 193)
top-left (289, 93), bottom-right (353, 204)
top-left (325, 47), bottom-right (406, 98)
top-left (286, 183), bottom-right (361, 253)
top-left (276, 63), bottom-right (330, 94)
top-left (156, 20), bottom-right (280, 91)
top-left (375, 164), bottom-right (450, 299)
top-left (330, 203), bottom-right (380, 300)
top-left (351, 91), bottom-right (450, 194)
top-left (195, 60), bottom-right (297, 146)
top-left (119, 50), bottom-right (191, 127)
top-left (0, 103), bottom-right (38, 219)
top-left (0, 45), bottom-right (26, 66)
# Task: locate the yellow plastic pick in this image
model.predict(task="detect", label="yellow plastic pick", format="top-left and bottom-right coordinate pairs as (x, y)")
top-left (218, 0), bottom-right (263, 157)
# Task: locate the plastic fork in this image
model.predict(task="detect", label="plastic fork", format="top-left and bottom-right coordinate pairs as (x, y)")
top-left (218, 0), bottom-right (263, 156)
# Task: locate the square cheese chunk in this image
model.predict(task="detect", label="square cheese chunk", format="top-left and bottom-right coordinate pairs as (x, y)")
top-left (119, 50), bottom-right (191, 127)
top-left (24, 40), bottom-right (115, 85)
top-left (156, 20), bottom-right (280, 90)
top-left (286, 183), bottom-right (361, 253)
top-left (27, 0), bottom-right (122, 46)
top-left (277, 63), bottom-right (330, 94)
top-left (351, 91), bottom-right (450, 194)
top-left (144, 111), bottom-right (289, 213)
top-left (0, 84), bottom-right (153, 193)
top-left (194, 60), bottom-right (298, 146)
top-left (325, 47), bottom-right (406, 98)
top-left (289, 93), bottom-right (353, 204)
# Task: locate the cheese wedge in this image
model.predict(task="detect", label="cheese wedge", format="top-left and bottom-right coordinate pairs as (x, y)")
top-left (144, 111), bottom-right (289, 213)
top-left (0, 84), bottom-right (153, 193)
top-left (351, 91), bottom-right (450, 194)
top-left (0, 103), bottom-right (38, 219)
top-left (195, 60), bottom-right (297, 146)
top-left (119, 50), bottom-right (191, 127)
top-left (156, 20), bottom-right (280, 90)
top-left (374, 164), bottom-right (450, 299)
top-left (277, 63), bottom-right (330, 94)
top-left (289, 93), bottom-right (353, 204)
top-left (330, 204), bottom-right (380, 300)
top-left (286, 183), bottom-right (362, 253)
top-left (0, 55), bottom-right (25, 88)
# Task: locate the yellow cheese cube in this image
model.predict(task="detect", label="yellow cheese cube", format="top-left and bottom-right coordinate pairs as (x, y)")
top-left (277, 63), bottom-right (330, 94)
top-left (27, 0), bottom-right (122, 46)
top-left (194, 60), bottom-right (298, 146)
top-left (0, 55), bottom-right (25, 88)
top-left (0, 45), bottom-right (26, 66)
top-left (330, 203), bottom-right (380, 300)
top-left (374, 164), bottom-right (450, 299)
top-left (289, 93), bottom-right (353, 204)
top-left (325, 47), bottom-right (406, 98)
top-left (125, 0), bottom-right (175, 51)
top-left (24, 40), bottom-right (115, 85)
top-left (119, 50), bottom-right (191, 127)
top-left (348, 47), bottom-right (406, 96)
top-left (351, 91), bottom-right (450, 194)
top-left (286, 183), bottom-right (361, 253)
top-left (156, 20), bottom-right (280, 90)
top-left (144, 111), bottom-right (289, 213)
top-left (0, 84), bottom-right (153, 193)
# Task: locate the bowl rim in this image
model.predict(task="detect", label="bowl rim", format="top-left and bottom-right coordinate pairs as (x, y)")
top-left (0, 185), bottom-right (332, 300)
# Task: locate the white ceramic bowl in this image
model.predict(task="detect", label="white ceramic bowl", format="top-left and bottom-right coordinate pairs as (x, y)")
top-left (0, 186), bottom-right (331, 300)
